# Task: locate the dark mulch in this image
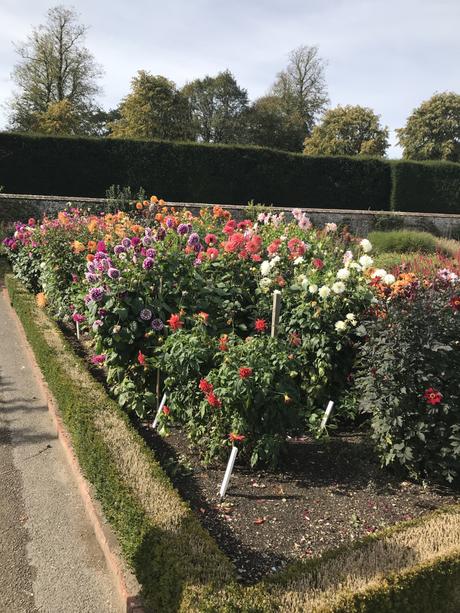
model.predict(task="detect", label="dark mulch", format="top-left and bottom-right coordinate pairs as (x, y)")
top-left (137, 420), bottom-right (460, 583)
top-left (58, 323), bottom-right (460, 584)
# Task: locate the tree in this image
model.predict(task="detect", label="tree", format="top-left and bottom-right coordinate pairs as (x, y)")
top-left (30, 99), bottom-right (81, 135)
top-left (270, 45), bottom-right (329, 149)
top-left (244, 95), bottom-right (306, 151)
top-left (110, 71), bottom-right (194, 140)
top-left (182, 70), bottom-right (249, 143)
top-left (9, 5), bottom-right (102, 133)
top-left (303, 105), bottom-right (389, 156)
top-left (396, 92), bottom-right (460, 161)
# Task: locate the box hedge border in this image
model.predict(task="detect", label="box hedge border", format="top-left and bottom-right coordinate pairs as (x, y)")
top-left (3, 266), bottom-right (460, 612)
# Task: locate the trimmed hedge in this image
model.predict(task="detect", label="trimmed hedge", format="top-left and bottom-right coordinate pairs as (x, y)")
top-left (391, 160), bottom-right (460, 214)
top-left (0, 132), bottom-right (391, 210)
top-left (4, 263), bottom-right (460, 612)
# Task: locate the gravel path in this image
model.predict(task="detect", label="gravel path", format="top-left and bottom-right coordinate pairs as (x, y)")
top-left (0, 286), bottom-right (119, 613)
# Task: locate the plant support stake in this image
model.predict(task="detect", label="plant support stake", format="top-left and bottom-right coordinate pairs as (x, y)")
top-left (219, 446), bottom-right (238, 500)
top-left (319, 400), bottom-right (334, 433)
top-left (152, 393), bottom-right (167, 429)
top-left (271, 290), bottom-right (282, 338)
top-left (76, 321), bottom-right (80, 340)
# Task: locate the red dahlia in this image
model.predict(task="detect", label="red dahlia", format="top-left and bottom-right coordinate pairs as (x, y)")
top-left (199, 378), bottom-right (213, 394)
top-left (239, 367), bottom-right (253, 379)
top-left (206, 392), bottom-right (222, 408)
top-left (423, 387), bottom-right (443, 405)
top-left (167, 313), bottom-right (183, 330)
top-left (312, 258), bottom-right (324, 269)
top-left (254, 318), bottom-right (268, 332)
top-left (450, 295), bottom-right (460, 311)
top-left (137, 350), bottom-right (146, 366)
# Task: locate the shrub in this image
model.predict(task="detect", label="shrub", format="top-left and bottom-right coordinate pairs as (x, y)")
top-left (368, 230), bottom-right (438, 254)
top-left (354, 278), bottom-right (460, 482)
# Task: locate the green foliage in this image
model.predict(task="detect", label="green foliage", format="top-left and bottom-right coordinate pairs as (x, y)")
top-left (354, 282), bottom-right (460, 482)
top-left (397, 92), bottom-right (460, 162)
top-left (390, 159), bottom-right (460, 214)
top-left (105, 185), bottom-right (146, 213)
top-left (244, 95), bottom-right (305, 152)
top-left (31, 99), bottom-right (86, 136)
top-left (368, 230), bottom-right (438, 254)
top-left (110, 71), bottom-right (194, 141)
top-left (0, 132), bottom-right (392, 210)
top-left (303, 105), bottom-right (389, 157)
top-left (161, 330), bottom-right (305, 467)
top-left (182, 70), bottom-right (249, 144)
top-left (9, 6), bottom-right (102, 134)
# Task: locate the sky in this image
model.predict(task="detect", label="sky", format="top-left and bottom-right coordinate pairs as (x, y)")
top-left (0, 0), bottom-right (459, 157)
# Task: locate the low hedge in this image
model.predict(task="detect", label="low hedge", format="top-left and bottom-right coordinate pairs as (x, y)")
top-left (368, 230), bottom-right (438, 254)
top-left (0, 132), bottom-right (391, 210)
top-left (391, 160), bottom-right (460, 214)
top-left (4, 265), bottom-right (460, 612)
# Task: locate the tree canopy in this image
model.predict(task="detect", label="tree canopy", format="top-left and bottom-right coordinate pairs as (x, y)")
top-left (182, 70), bottom-right (249, 143)
top-left (243, 95), bottom-right (305, 151)
top-left (303, 105), bottom-right (389, 157)
top-left (396, 92), bottom-right (460, 162)
top-left (110, 71), bottom-right (194, 140)
top-left (9, 5), bottom-right (102, 134)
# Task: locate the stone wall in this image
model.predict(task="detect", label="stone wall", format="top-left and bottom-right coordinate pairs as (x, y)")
top-left (1, 192), bottom-right (460, 238)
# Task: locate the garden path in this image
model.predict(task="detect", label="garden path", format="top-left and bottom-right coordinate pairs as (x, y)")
top-left (0, 287), bottom-right (119, 613)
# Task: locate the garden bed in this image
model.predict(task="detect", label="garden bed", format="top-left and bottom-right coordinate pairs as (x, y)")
top-left (56, 321), bottom-right (460, 584)
top-left (3, 197), bottom-right (460, 611)
top-left (139, 421), bottom-right (459, 583)
top-left (55, 325), bottom-right (460, 584)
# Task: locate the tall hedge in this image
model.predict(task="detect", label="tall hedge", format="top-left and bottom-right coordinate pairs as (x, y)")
top-left (391, 160), bottom-right (460, 214)
top-left (2, 132), bottom-right (460, 214)
top-left (0, 132), bottom-right (391, 210)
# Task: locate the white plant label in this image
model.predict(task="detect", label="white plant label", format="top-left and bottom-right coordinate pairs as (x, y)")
top-left (152, 393), bottom-right (167, 429)
top-left (319, 400), bottom-right (334, 432)
top-left (219, 446), bottom-right (238, 500)
top-left (76, 321), bottom-right (80, 340)
top-left (271, 290), bottom-right (282, 338)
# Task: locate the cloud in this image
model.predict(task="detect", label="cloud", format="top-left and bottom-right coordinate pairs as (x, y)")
top-left (1, 0), bottom-right (459, 157)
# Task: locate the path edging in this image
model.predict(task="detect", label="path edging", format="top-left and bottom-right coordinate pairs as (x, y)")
top-left (3, 285), bottom-right (145, 613)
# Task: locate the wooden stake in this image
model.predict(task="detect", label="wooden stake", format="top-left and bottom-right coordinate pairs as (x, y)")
top-left (219, 446), bottom-right (238, 500)
top-left (152, 393), bottom-right (167, 429)
top-left (271, 290), bottom-right (282, 338)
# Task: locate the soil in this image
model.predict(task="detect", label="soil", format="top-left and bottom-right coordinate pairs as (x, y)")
top-left (60, 324), bottom-right (460, 584)
top-left (137, 421), bottom-right (460, 583)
